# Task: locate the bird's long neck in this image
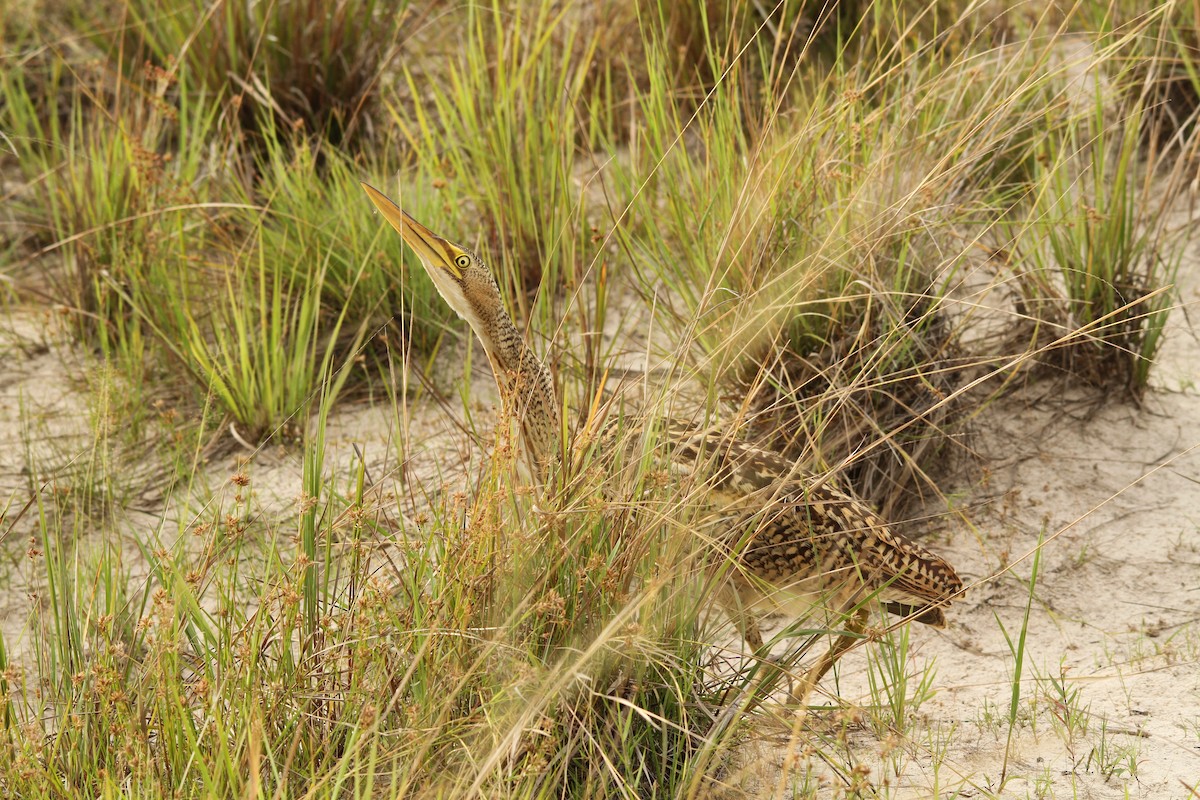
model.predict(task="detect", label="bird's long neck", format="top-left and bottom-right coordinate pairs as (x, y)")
top-left (472, 307), bottom-right (561, 476)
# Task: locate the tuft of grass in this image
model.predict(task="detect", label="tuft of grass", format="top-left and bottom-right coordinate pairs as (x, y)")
top-left (2, 56), bottom-right (224, 362)
top-left (1, 399), bottom-right (751, 797)
top-left (1006, 88), bottom-right (1184, 399)
top-left (1084, 721), bottom-right (1143, 782)
top-left (615, 6), bottom-right (1030, 514)
top-left (97, 0), bottom-right (406, 147)
top-left (2, 55), bottom-right (430, 439)
top-left (154, 226), bottom-right (366, 444)
top-left (1039, 659), bottom-right (1091, 755)
top-left (866, 623), bottom-right (937, 739)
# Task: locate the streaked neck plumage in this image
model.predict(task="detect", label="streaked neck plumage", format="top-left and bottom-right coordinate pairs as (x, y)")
top-left (356, 183), bottom-right (559, 478)
top-left (466, 303), bottom-right (561, 477)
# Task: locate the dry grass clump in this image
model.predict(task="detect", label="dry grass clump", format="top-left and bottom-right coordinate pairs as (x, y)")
top-left (737, 294), bottom-right (965, 517)
top-left (0, 415), bottom-right (745, 797)
top-left (685, 3), bottom-right (1192, 519)
top-left (636, 65), bottom-right (972, 520)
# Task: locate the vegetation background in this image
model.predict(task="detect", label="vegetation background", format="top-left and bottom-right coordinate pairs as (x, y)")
top-left (1, 0), bottom-right (1198, 797)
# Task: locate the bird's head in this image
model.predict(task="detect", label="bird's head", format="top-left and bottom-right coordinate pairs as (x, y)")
top-left (361, 182), bottom-right (504, 336)
top-left (363, 181), bottom-right (561, 472)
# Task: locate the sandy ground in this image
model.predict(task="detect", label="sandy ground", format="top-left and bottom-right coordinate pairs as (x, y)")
top-left (909, 221), bottom-right (1200, 799)
top-left (2, 224), bottom-right (1198, 800)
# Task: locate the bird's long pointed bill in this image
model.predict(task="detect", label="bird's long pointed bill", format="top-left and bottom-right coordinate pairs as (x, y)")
top-left (360, 181), bottom-right (460, 277)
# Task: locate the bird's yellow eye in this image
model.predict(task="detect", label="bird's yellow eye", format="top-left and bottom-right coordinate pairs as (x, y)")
top-left (455, 254), bottom-right (470, 269)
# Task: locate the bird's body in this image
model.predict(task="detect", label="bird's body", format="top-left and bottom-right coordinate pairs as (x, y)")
top-left (362, 182), bottom-right (963, 697)
top-left (667, 423), bottom-right (961, 651)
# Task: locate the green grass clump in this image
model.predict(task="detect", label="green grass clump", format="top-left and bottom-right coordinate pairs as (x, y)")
top-left (157, 227), bottom-right (366, 443)
top-left (1, 49), bottom-right (447, 437)
top-left (2, 63), bottom-right (375, 438)
top-left (2, 60), bottom-right (222, 362)
top-left (1007, 92), bottom-right (1183, 398)
top-left (97, 0), bottom-right (405, 147)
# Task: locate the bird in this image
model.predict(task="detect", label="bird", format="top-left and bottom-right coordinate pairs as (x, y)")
top-left (361, 181), bottom-right (963, 702)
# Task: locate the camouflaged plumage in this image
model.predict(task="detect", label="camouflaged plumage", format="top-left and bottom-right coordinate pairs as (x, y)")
top-left (665, 421), bottom-right (963, 648)
top-left (365, 185), bottom-right (962, 657)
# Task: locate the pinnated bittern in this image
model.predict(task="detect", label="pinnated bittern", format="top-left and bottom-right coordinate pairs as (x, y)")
top-left (362, 181), bottom-right (963, 701)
